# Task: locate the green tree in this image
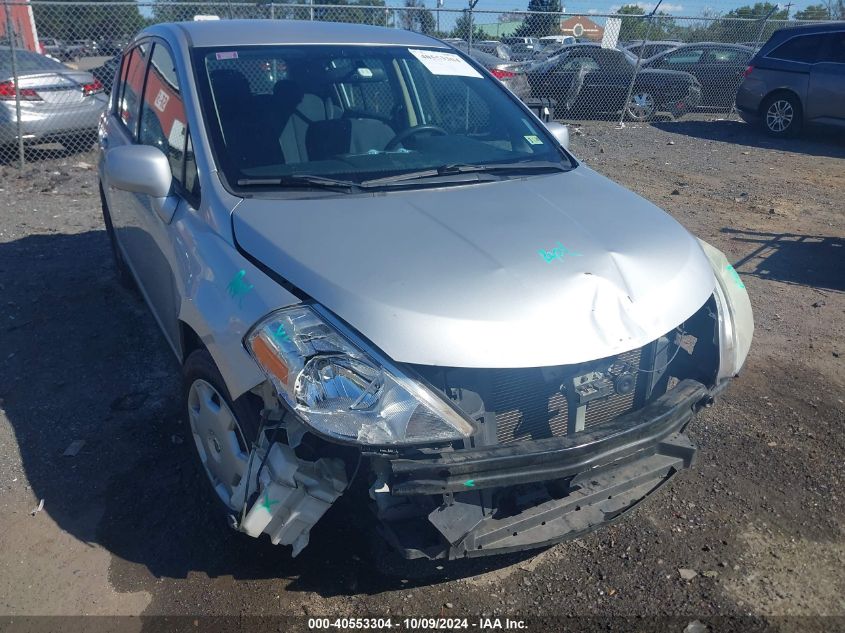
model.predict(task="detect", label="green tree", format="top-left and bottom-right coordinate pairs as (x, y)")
top-left (34, 0), bottom-right (145, 42)
top-left (514, 0), bottom-right (562, 37)
top-left (794, 3), bottom-right (835, 19)
top-left (450, 10), bottom-right (485, 41)
top-left (616, 4), bottom-right (647, 41)
top-left (401, 0), bottom-right (436, 34)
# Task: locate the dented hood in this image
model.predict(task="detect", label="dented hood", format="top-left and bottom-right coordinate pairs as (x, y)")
top-left (233, 165), bottom-right (715, 368)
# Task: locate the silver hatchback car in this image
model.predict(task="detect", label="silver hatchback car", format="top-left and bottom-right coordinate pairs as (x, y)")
top-left (98, 20), bottom-right (753, 561)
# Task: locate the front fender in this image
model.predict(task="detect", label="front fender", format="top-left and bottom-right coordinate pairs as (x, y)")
top-left (173, 212), bottom-right (300, 399)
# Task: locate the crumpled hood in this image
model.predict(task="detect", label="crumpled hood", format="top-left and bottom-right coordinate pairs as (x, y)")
top-left (233, 165), bottom-right (715, 368)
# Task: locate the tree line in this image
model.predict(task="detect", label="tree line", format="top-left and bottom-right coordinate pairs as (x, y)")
top-left (28, 0), bottom-right (843, 47)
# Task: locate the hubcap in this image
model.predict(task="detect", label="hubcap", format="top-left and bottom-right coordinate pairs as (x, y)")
top-left (627, 92), bottom-right (655, 120)
top-left (187, 379), bottom-right (249, 511)
top-left (766, 99), bottom-right (793, 133)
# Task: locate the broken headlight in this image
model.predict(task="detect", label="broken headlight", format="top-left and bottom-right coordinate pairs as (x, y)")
top-left (246, 306), bottom-right (474, 446)
top-left (698, 239), bottom-right (754, 380)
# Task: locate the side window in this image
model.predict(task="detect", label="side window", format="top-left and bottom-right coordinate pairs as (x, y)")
top-left (118, 44), bottom-right (150, 139)
top-left (139, 43), bottom-right (189, 190)
top-left (704, 48), bottom-right (749, 64)
top-left (183, 133), bottom-right (200, 203)
top-left (818, 32), bottom-right (845, 64)
top-left (769, 34), bottom-right (822, 64)
top-left (663, 48), bottom-right (704, 66)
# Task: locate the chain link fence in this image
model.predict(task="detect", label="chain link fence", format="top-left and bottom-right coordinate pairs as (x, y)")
top-left (0, 0), bottom-right (835, 165)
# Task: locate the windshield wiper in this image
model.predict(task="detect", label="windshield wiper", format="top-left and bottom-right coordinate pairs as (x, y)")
top-left (360, 161), bottom-right (569, 188)
top-left (237, 174), bottom-right (359, 191)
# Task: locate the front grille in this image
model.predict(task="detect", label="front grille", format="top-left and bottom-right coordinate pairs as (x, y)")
top-left (491, 347), bottom-right (644, 444)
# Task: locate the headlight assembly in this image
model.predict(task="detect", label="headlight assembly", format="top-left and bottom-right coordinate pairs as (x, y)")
top-left (698, 239), bottom-right (754, 380)
top-left (246, 306), bottom-right (475, 446)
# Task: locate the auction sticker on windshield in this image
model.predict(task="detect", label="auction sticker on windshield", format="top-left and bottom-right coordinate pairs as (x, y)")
top-left (409, 49), bottom-right (483, 78)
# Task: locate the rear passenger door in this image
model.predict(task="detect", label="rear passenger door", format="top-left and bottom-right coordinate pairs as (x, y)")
top-left (698, 46), bottom-right (752, 107)
top-left (808, 31), bottom-right (845, 125)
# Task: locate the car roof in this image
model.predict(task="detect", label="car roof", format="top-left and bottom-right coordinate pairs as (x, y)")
top-left (772, 21), bottom-right (843, 37)
top-left (140, 19), bottom-right (449, 49)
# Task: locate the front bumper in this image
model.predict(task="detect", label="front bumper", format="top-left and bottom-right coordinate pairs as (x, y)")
top-left (378, 379), bottom-right (708, 559)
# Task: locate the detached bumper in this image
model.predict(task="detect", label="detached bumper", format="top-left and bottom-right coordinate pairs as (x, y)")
top-left (381, 379), bottom-right (707, 559)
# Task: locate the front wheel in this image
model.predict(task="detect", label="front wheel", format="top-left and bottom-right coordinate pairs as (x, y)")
top-left (761, 93), bottom-right (802, 137)
top-left (625, 90), bottom-right (657, 122)
top-left (183, 349), bottom-right (262, 515)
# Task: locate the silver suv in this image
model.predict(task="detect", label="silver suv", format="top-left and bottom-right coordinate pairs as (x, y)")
top-left (98, 20), bottom-right (752, 562)
top-left (736, 23), bottom-right (845, 136)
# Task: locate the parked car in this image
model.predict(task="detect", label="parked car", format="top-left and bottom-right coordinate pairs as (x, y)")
top-left (474, 40), bottom-right (512, 61)
top-left (66, 39), bottom-right (95, 59)
top-left (38, 38), bottom-right (67, 59)
top-left (450, 45), bottom-right (531, 100)
top-left (99, 20), bottom-right (752, 562)
top-left (0, 48), bottom-right (107, 150)
top-left (507, 41), bottom-right (544, 62)
top-left (502, 36), bottom-right (539, 47)
top-left (624, 40), bottom-right (680, 59)
top-left (538, 35), bottom-right (577, 47)
top-left (643, 43), bottom-right (755, 108)
top-left (97, 38), bottom-right (130, 57)
top-left (91, 56), bottom-right (120, 94)
top-left (736, 23), bottom-right (845, 137)
top-left (526, 44), bottom-right (702, 120)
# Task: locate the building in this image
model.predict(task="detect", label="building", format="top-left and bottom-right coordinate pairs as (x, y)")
top-left (0, 0), bottom-right (39, 52)
top-left (559, 16), bottom-right (604, 41)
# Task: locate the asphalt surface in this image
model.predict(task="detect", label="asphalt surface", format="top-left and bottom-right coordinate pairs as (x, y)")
top-left (0, 118), bottom-right (843, 632)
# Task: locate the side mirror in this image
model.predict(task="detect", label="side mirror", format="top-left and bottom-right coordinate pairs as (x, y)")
top-left (544, 121), bottom-right (570, 150)
top-left (105, 144), bottom-right (177, 222)
top-left (105, 144), bottom-right (172, 198)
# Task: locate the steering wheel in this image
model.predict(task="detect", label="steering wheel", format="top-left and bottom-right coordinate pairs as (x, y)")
top-left (385, 125), bottom-right (448, 151)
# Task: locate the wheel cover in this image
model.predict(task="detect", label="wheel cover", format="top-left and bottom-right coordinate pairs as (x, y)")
top-left (627, 92), bottom-right (655, 120)
top-left (187, 379), bottom-right (249, 511)
top-left (766, 99), bottom-right (793, 133)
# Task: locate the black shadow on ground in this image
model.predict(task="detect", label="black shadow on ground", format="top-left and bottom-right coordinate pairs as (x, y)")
top-left (651, 119), bottom-right (845, 159)
top-left (0, 230), bottom-right (536, 598)
top-left (721, 228), bottom-right (845, 292)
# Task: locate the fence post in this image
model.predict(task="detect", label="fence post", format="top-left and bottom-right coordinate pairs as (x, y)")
top-left (269, 2), bottom-right (275, 19)
top-left (3, 0), bottom-right (25, 168)
top-left (618, 0), bottom-right (663, 128)
top-left (467, 0), bottom-right (478, 50)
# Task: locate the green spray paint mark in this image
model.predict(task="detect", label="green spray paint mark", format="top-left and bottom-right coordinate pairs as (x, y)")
top-left (261, 490), bottom-right (279, 513)
top-left (539, 242), bottom-right (582, 264)
top-left (464, 479), bottom-right (475, 487)
top-left (726, 264), bottom-right (745, 289)
top-left (274, 324), bottom-right (291, 342)
top-left (226, 269), bottom-right (254, 307)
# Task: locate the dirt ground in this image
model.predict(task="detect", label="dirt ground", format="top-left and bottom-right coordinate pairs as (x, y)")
top-left (0, 119), bottom-right (843, 632)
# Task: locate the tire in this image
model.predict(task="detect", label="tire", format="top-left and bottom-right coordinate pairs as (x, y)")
top-left (761, 92), bottom-right (802, 138)
top-left (99, 186), bottom-right (136, 290)
top-left (625, 89), bottom-right (657, 122)
top-left (182, 349), bottom-right (262, 516)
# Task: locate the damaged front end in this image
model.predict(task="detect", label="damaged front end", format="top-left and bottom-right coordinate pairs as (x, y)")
top-left (234, 242), bottom-right (752, 560)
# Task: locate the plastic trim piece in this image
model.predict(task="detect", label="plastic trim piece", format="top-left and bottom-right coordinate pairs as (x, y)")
top-left (388, 379), bottom-right (707, 495)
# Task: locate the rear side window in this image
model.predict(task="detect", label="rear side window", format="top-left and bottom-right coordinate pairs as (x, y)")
top-left (769, 34), bottom-right (822, 63)
top-left (818, 31), bottom-right (845, 63)
top-left (704, 48), bottom-right (749, 63)
top-left (663, 48), bottom-right (704, 65)
top-left (139, 43), bottom-right (188, 188)
top-left (118, 44), bottom-right (150, 139)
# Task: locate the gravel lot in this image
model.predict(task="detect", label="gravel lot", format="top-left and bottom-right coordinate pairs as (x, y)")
top-left (0, 119), bottom-right (843, 631)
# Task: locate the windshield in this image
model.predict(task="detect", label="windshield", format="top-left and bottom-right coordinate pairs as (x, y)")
top-left (194, 45), bottom-right (571, 190)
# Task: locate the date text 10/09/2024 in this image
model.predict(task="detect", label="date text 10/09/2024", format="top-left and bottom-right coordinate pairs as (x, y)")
top-left (308, 618), bottom-right (528, 630)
